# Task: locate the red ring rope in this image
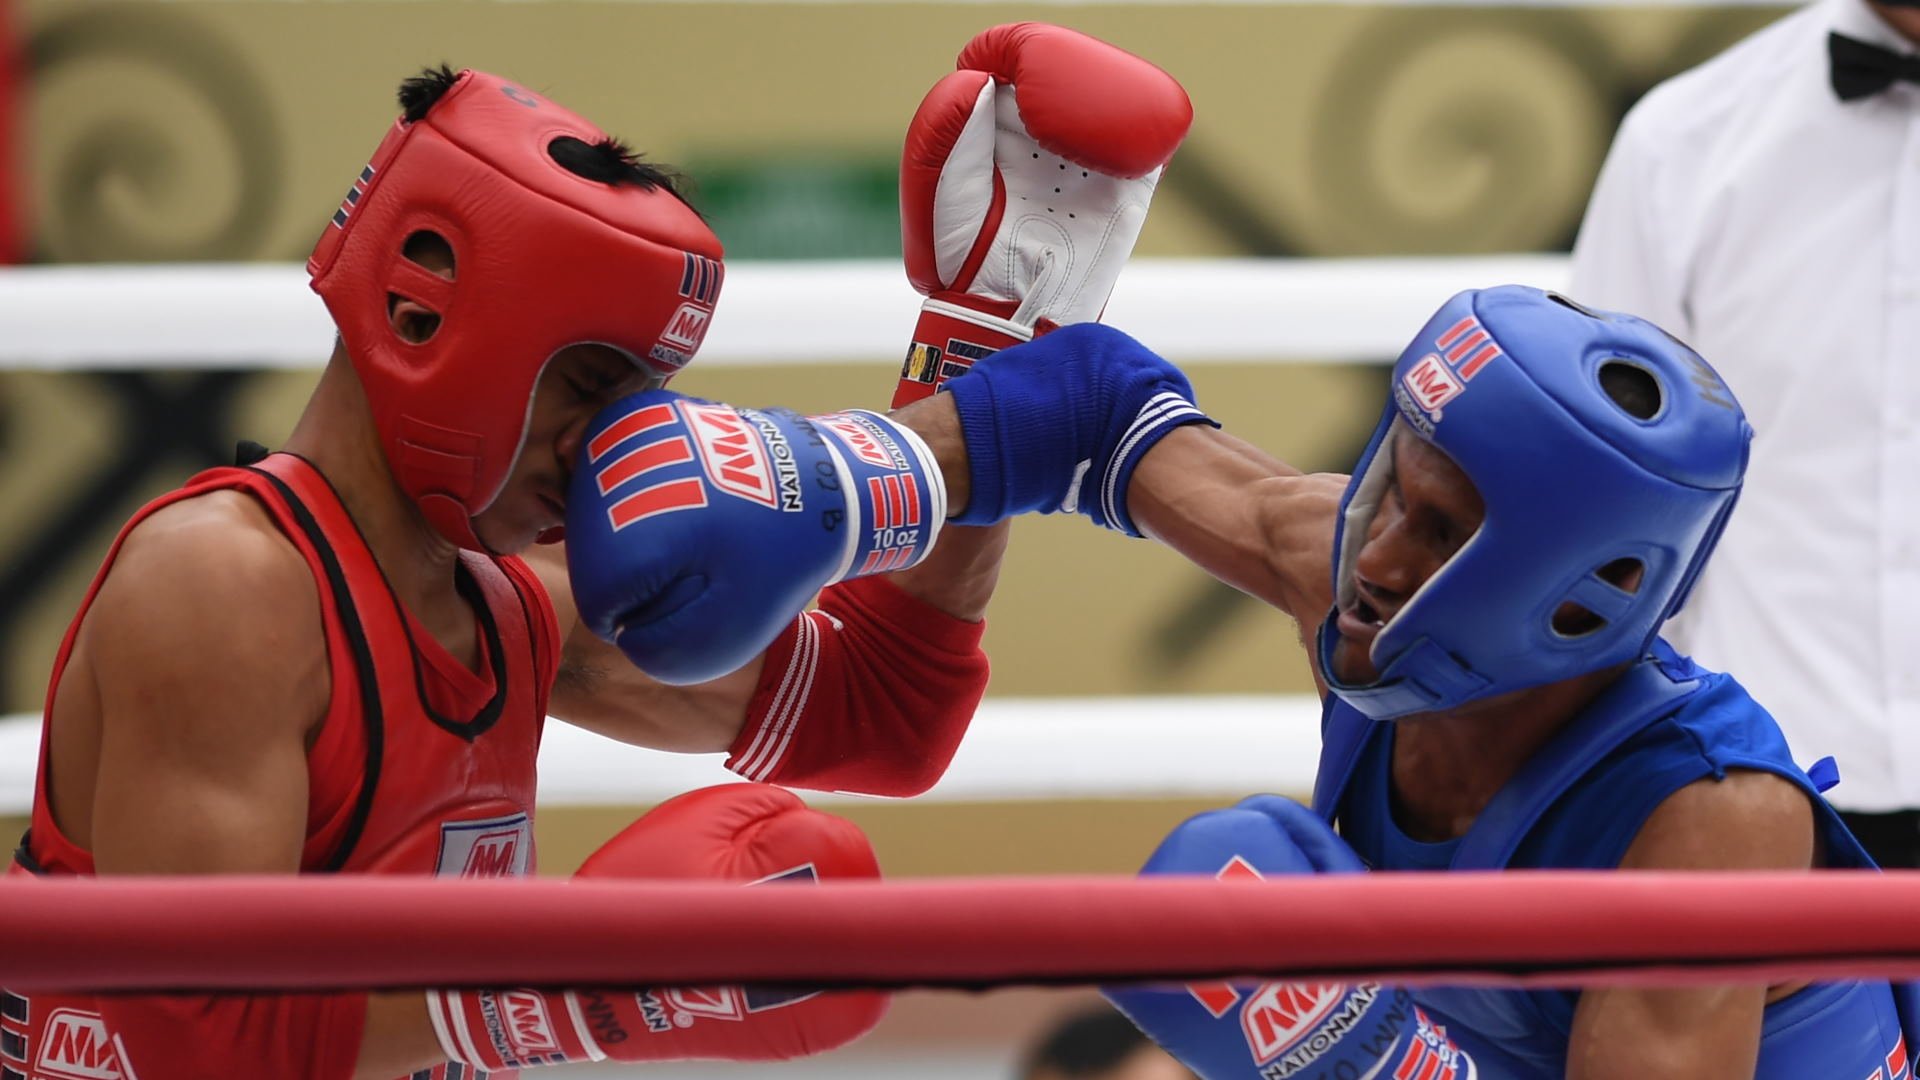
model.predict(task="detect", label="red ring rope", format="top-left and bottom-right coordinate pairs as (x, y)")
top-left (2, 873), bottom-right (1914, 993)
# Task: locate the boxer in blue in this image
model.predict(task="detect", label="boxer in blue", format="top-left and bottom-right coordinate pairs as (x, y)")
top-left (910, 287), bottom-right (1917, 1077)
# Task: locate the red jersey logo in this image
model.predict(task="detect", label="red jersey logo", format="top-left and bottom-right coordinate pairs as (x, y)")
top-left (436, 813), bottom-right (533, 879)
top-left (36, 1009), bottom-right (125, 1080)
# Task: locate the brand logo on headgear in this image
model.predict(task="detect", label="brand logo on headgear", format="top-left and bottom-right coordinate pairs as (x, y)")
top-left (660, 303), bottom-right (713, 354)
top-left (35, 1009), bottom-right (124, 1080)
top-left (649, 343), bottom-right (692, 371)
top-left (1434, 315), bottom-right (1502, 381)
top-left (1400, 313), bottom-right (1505, 425)
top-left (1403, 354), bottom-right (1464, 418)
top-left (679, 253), bottom-right (723, 305)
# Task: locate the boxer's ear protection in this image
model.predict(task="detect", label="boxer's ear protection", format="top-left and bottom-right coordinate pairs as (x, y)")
top-left (386, 231), bottom-right (454, 344)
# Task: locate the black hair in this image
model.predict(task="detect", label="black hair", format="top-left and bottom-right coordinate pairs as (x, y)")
top-left (1019, 1007), bottom-right (1158, 1079)
top-left (548, 135), bottom-right (688, 196)
top-left (397, 64), bottom-right (460, 123)
top-left (392, 65), bottom-right (702, 215)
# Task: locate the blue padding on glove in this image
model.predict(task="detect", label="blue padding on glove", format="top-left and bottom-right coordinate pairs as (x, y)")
top-left (945, 323), bottom-right (1216, 535)
top-left (1101, 796), bottom-right (1421, 1080)
top-left (566, 391), bottom-right (942, 685)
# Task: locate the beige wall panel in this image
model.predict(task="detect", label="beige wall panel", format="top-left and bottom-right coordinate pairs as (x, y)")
top-left (18, 2), bottom-right (1782, 261)
top-left (534, 795), bottom-right (1274, 878)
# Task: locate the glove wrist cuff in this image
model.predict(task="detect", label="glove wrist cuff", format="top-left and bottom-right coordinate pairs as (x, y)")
top-left (808, 409), bottom-right (948, 582)
top-left (426, 987), bottom-right (603, 1069)
top-left (894, 298), bottom-right (1035, 407)
top-left (945, 324), bottom-right (1215, 533)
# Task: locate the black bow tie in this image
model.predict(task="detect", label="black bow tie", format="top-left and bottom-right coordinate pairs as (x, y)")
top-left (1830, 32), bottom-right (1920, 101)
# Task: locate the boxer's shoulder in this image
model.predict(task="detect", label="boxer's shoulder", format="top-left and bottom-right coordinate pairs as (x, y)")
top-left (83, 489), bottom-right (328, 730)
top-left (1622, 768), bottom-right (1815, 872)
top-left (111, 489), bottom-right (315, 614)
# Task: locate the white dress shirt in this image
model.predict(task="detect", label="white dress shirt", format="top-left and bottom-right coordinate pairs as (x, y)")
top-left (1572, 0), bottom-right (1920, 811)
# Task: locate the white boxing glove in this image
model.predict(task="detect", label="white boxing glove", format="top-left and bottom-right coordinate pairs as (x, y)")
top-left (894, 22), bottom-right (1192, 407)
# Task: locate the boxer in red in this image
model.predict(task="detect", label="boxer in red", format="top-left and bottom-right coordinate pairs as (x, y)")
top-left (2, 26), bottom-right (1192, 1080)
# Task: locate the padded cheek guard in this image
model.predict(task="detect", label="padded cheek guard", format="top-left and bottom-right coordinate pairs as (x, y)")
top-left (1318, 285), bottom-right (1753, 721)
top-left (308, 69), bottom-right (724, 552)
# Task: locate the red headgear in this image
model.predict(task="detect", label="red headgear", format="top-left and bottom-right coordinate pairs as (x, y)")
top-left (308, 69), bottom-right (724, 550)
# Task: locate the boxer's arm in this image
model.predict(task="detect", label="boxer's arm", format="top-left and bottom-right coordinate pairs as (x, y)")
top-left (1114, 424), bottom-right (1343, 691)
top-left (525, 538), bottom-right (764, 751)
top-left (75, 499), bottom-right (446, 1078)
top-left (1125, 424), bottom-right (1342, 626)
top-left (84, 500), bottom-right (318, 875)
top-left (881, 393), bottom-right (1008, 623)
top-left (528, 515), bottom-right (998, 791)
top-left (1566, 770), bottom-right (1814, 1078)
top-left (893, 393), bottom-right (1339, 685)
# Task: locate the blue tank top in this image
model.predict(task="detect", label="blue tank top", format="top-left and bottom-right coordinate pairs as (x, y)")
top-left (1314, 640), bottom-right (1912, 1078)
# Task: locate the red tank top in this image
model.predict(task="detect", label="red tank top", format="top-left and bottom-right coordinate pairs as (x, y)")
top-left (8, 452), bottom-right (558, 1079)
top-left (22, 451), bottom-right (557, 876)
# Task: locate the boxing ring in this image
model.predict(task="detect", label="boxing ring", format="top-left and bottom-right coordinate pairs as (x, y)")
top-left (6, 255), bottom-right (1905, 1075)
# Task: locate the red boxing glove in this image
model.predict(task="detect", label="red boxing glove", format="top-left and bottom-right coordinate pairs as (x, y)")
top-left (894, 23), bottom-right (1192, 407)
top-left (426, 785), bottom-right (886, 1069)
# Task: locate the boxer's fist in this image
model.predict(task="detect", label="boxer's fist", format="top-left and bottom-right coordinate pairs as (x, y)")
top-left (428, 785), bottom-right (887, 1069)
top-left (565, 391), bottom-right (945, 684)
top-left (577, 783), bottom-right (879, 882)
top-left (894, 23), bottom-right (1191, 406)
top-left (1101, 796), bottom-right (1424, 1080)
top-left (1146, 794), bottom-right (1367, 876)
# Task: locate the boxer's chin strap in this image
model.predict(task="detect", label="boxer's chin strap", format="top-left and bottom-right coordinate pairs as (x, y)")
top-left (1318, 619), bottom-right (1491, 721)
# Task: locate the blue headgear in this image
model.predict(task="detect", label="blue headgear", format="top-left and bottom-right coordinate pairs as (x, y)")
top-left (1318, 286), bottom-right (1752, 720)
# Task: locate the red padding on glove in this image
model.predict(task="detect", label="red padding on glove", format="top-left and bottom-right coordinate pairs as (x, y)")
top-left (726, 577), bottom-right (988, 796)
top-left (957, 23), bottom-right (1192, 179)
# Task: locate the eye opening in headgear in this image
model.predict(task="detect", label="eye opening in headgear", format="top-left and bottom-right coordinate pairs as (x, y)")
top-left (1598, 359), bottom-right (1665, 422)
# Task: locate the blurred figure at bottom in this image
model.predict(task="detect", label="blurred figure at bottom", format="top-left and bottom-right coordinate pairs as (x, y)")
top-left (1021, 1004), bottom-right (1198, 1080)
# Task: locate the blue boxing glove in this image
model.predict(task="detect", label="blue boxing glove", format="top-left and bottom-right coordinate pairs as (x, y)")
top-left (566, 390), bottom-right (946, 685)
top-left (1103, 796), bottom-right (1474, 1080)
top-left (945, 322), bottom-right (1216, 536)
